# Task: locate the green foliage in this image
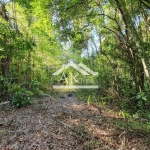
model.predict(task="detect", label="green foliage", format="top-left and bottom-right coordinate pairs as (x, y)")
top-left (136, 110), bottom-right (150, 120)
top-left (131, 92), bottom-right (150, 110)
top-left (0, 0), bottom-right (149, 136)
top-left (27, 80), bottom-right (44, 96)
top-left (0, 1), bottom-right (63, 108)
top-left (87, 95), bottom-right (91, 104)
top-left (76, 89), bottom-right (99, 103)
top-left (117, 117), bottom-right (150, 131)
top-left (0, 76), bottom-right (10, 101)
top-left (9, 84), bottom-right (33, 107)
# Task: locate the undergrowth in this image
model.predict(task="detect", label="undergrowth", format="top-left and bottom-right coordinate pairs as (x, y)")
top-left (76, 88), bottom-right (150, 132)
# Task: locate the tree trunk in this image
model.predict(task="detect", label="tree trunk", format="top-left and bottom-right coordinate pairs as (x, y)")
top-left (142, 58), bottom-right (150, 87)
top-left (114, 0), bottom-right (149, 92)
top-left (1, 57), bottom-right (11, 78)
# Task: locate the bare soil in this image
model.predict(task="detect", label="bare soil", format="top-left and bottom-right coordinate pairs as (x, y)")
top-left (0, 92), bottom-right (150, 150)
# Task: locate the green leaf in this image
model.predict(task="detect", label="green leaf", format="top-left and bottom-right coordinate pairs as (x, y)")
top-left (142, 96), bottom-right (147, 101)
top-left (136, 94), bottom-right (141, 99)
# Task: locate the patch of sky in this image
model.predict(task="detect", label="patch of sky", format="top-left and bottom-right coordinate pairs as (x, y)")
top-left (132, 15), bottom-right (143, 28)
top-left (0, 0), bottom-right (10, 4)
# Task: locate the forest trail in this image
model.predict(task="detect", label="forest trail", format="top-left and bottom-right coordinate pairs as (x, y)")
top-left (0, 92), bottom-right (150, 150)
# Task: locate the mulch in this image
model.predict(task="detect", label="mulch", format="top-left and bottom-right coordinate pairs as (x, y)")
top-left (0, 93), bottom-right (150, 150)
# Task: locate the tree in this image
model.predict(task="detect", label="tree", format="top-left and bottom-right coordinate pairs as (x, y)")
top-left (50, 0), bottom-right (150, 93)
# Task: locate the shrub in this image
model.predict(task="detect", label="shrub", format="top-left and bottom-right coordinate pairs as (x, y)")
top-left (9, 84), bottom-right (33, 107)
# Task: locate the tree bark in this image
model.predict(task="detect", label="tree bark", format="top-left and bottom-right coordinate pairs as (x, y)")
top-left (1, 57), bottom-right (11, 78)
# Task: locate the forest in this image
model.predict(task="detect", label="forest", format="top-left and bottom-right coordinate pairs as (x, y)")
top-left (0, 0), bottom-right (150, 149)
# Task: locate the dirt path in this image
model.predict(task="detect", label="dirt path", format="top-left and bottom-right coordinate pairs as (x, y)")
top-left (0, 92), bottom-right (150, 150)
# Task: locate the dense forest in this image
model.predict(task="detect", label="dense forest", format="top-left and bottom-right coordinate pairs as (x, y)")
top-left (0, 0), bottom-right (150, 149)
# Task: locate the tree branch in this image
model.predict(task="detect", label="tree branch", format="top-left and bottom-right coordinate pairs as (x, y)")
top-left (140, 0), bottom-right (150, 9)
top-left (98, 13), bottom-right (125, 38)
top-left (103, 26), bottom-right (121, 40)
top-left (114, 0), bottom-right (129, 42)
top-left (66, 0), bottom-right (92, 10)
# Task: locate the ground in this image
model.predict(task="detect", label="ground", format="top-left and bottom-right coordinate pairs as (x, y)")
top-left (0, 92), bottom-right (150, 150)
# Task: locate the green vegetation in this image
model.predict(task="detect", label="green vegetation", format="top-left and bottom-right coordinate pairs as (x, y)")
top-left (0, 0), bottom-right (149, 129)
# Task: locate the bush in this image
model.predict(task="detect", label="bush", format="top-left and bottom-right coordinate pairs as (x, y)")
top-left (20, 80), bottom-right (43, 97)
top-left (9, 84), bottom-right (33, 107)
top-left (0, 76), bottom-right (10, 101)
